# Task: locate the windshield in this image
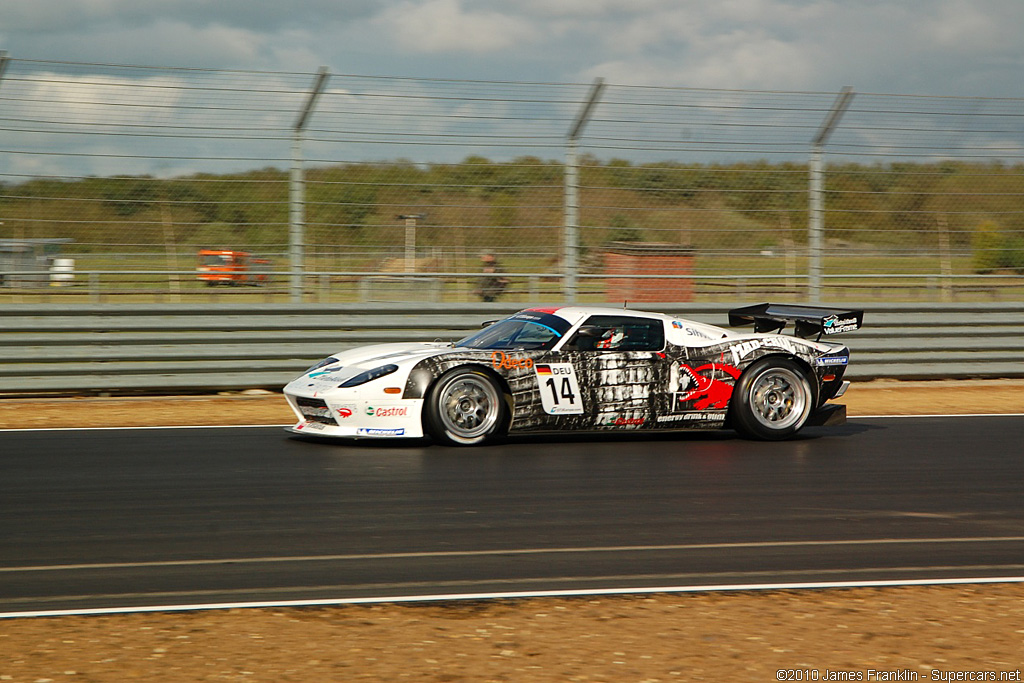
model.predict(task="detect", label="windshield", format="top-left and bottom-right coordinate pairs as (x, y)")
top-left (456, 311), bottom-right (571, 351)
top-left (200, 254), bottom-right (232, 266)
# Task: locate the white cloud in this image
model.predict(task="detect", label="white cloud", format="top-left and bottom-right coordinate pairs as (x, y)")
top-left (689, 36), bottom-right (817, 89)
top-left (5, 18), bottom-right (270, 68)
top-left (109, 20), bottom-right (267, 66)
top-left (2, 0), bottom-right (1024, 94)
top-left (516, 0), bottom-right (672, 18)
top-left (572, 3), bottom-right (821, 88)
top-left (921, 0), bottom-right (1017, 52)
top-left (16, 72), bottom-right (186, 125)
top-left (373, 0), bottom-right (537, 54)
top-left (0, 0), bottom-right (377, 33)
top-left (584, 37), bottom-right (815, 90)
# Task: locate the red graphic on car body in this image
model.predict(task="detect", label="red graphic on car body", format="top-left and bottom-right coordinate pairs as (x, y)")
top-left (677, 362), bottom-right (742, 410)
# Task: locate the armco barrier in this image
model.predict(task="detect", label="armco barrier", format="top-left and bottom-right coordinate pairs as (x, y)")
top-left (1, 302), bottom-right (1023, 395)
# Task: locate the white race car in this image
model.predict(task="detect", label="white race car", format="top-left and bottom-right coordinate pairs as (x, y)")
top-left (283, 304), bottom-right (862, 445)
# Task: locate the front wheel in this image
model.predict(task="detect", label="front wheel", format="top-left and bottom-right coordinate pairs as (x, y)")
top-left (425, 368), bottom-right (508, 446)
top-left (729, 358), bottom-right (813, 440)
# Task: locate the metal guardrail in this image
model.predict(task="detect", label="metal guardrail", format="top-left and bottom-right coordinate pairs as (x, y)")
top-left (1, 302), bottom-right (1023, 395)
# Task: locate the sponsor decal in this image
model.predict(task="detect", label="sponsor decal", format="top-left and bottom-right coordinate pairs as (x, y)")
top-left (308, 372), bottom-right (349, 383)
top-left (657, 412), bottom-right (726, 423)
top-left (676, 362), bottom-right (742, 410)
top-left (365, 405), bottom-right (409, 418)
top-left (600, 416), bottom-right (645, 427)
top-left (298, 420), bottom-right (326, 431)
top-left (729, 337), bottom-right (803, 364)
top-left (335, 404), bottom-right (356, 418)
top-left (357, 427), bottom-right (405, 436)
top-left (730, 339), bottom-right (764, 362)
top-left (687, 327), bottom-right (714, 340)
top-left (672, 321), bottom-right (715, 340)
top-left (814, 355), bottom-right (849, 366)
top-left (491, 350), bottom-right (534, 371)
top-left (308, 367), bottom-right (344, 378)
top-left (822, 314), bottom-right (859, 335)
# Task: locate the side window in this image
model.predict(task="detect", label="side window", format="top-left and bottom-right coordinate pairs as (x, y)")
top-left (565, 315), bottom-right (665, 351)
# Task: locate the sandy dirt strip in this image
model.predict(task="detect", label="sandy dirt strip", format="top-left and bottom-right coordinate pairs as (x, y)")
top-left (1, 380), bottom-right (1023, 682)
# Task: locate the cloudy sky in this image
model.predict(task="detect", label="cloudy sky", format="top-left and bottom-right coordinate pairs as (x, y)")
top-left (2, 0), bottom-right (1024, 95)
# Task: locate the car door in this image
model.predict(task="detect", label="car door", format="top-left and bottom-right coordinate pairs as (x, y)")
top-left (655, 321), bottom-right (740, 428)
top-left (554, 314), bottom-right (666, 429)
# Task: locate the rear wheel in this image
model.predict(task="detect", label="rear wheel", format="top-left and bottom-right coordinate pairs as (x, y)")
top-left (425, 368), bottom-right (508, 446)
top-left (730, 358), bottom-right (812, 440)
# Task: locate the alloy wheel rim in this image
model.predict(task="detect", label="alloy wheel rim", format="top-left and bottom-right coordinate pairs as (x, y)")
top-left (750, 367), bottom-right (808, 430)
top-left (439, 375), bottom-right (499, 439)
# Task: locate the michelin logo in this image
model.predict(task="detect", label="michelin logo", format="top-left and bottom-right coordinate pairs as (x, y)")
top-left (814, 355), bottom-right (849, 366)
top-left (357, 428), bottom-right (406, 436)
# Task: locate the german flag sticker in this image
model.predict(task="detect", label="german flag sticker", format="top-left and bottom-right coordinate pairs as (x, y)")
top-left (535, 364), bottom-right (553, 375)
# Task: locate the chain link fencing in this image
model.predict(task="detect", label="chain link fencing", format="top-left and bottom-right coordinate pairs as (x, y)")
top-left (2, 56), bottom-right (1024, 304)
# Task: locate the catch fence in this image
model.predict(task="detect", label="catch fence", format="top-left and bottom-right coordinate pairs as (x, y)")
top-left (2, 55), bottom-right (1024, 304)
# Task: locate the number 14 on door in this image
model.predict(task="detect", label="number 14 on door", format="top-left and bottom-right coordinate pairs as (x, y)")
top-left (535, 363), bottom-right (584, 415)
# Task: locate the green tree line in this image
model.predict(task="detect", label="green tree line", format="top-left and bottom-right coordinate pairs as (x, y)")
top-left (2, 158), bottom-right (1023, 269)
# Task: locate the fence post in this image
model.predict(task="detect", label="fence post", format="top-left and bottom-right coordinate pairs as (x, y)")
top-left (808, 87), bottom-right (854, 303)
top-left (808, 145), bottom-right (825, 302)
top-left (290, 67), bottom-right (329, 304)
top-left (0, 54), bottom-right (7, 289)
top-left (564, 78), bottom-right (605, 303)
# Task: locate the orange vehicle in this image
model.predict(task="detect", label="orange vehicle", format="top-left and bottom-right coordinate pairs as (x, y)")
top-left (196, 249), bottom-right (272, 286)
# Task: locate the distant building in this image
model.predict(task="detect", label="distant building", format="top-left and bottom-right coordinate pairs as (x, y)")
top-left (0, 238), bottom-right (74, 287)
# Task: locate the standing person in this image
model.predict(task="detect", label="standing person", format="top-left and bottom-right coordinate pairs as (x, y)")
top-left (476, 252), bottom-right (509, 302)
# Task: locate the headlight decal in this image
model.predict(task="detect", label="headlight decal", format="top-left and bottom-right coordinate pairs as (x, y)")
top-left (305, 357), bottom-right (340, 374)
top-left (339, 364), bottom-right (400, 388)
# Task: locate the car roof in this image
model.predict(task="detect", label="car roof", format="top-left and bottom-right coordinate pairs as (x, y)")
top-left (521, 306), bottom-right (677, 323)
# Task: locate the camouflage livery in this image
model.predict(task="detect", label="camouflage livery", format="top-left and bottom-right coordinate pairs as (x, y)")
top-left (411, 333), bottom-right (839, 434)
top-left (283, 304), bottom-right (860, 444)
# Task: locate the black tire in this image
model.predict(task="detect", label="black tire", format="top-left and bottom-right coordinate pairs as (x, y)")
top-left (425, 368), bottom-right (508, 446)
top-left (729, 357), bottom-right (813, 441)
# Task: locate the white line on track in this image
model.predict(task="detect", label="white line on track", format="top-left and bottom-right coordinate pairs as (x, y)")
top-left (850, 413), bottom-right (1024, 419)
top-left (3, 575), bottom-right (1024, 620)
top-left (0, 424), bottom-right (287, 432)
top-left (1, 412), bottom-right (1023, 433)
top-left (3, 536), bottom-right (1023, 573)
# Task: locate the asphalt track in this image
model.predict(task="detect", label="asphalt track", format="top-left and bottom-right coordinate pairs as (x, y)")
top-left (2, 415), bottom-right (1023, 616)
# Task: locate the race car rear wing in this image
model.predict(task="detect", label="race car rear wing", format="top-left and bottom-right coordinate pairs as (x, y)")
top-left (728, 303), bottom-right (864, 339)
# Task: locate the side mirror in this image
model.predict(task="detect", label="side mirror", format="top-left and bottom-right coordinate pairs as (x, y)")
top-left (481, 320), bottom-right (497, 328)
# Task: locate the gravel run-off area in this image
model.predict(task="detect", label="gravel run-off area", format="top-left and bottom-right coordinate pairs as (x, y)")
top-left (1, 379), bottom-right (1023, 682)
